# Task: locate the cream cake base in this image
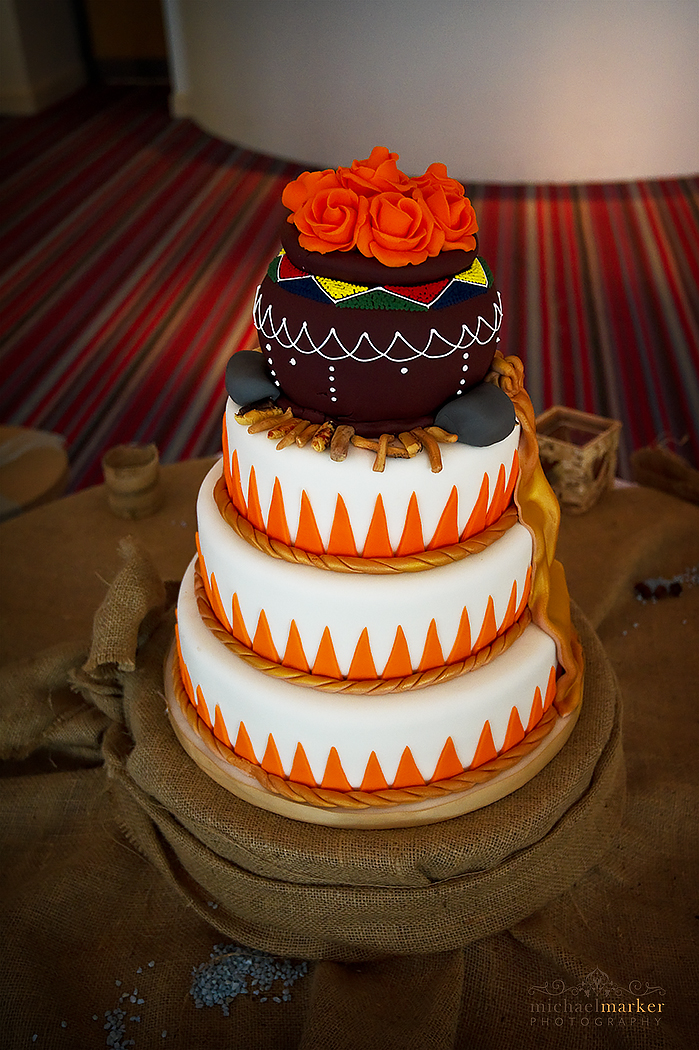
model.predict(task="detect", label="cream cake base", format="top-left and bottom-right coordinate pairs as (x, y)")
top-left (164, 643), bottom-right (580, 828)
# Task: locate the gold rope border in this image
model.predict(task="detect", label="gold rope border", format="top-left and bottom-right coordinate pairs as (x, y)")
top-left (214, 474), bottom-right (518, 575)
top-left (170, 652), bottom-right (559, 810)
top-left (194, 567), bottom-right (532, 695)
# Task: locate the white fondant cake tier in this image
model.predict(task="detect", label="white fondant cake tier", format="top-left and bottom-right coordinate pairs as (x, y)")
top-left (224, 398), bottom-right (521, 556)
top-left (176, 557), bottom-right (559, 791)
top-left (196, 460), bottom-right (533, 678)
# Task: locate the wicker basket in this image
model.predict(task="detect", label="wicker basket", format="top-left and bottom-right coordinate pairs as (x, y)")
top-left (535, 407), bottom-right (622, 513)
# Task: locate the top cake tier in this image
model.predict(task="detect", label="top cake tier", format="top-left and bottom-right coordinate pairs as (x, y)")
top-left (254, 247), bottom-right (502, 435)
top-left (228, 148), bottom-right (510, 440)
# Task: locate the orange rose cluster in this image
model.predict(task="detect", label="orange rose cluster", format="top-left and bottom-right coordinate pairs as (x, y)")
top-left (282, 147), bottom-right (478, 268)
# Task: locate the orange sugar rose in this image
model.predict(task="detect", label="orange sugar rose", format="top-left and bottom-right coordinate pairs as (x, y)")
top-left (283, 151), bottom-right (478, 263)
top-left (413, 162), bottom-right (478, 251)
top-left (338, 146), bottom-right (415, 197)
top-left (282, 168), bottom-right (342, 215)
top-left (293, 186), bottom-right (369, 254)
top-left (417, 187), bottom-right (478, 252)
top-left (413, 161), bottom-right (465, 198)
top-left (356, 191), bottom-right (445, 267)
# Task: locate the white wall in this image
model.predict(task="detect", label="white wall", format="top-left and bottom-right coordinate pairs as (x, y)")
top-left (0, 0), bottom-right (85, 115)
top-left (164, 0), bottom-right (699, 182)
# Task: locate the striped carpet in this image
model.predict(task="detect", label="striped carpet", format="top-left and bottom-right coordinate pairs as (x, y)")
top-left (1, 86), bottom-right (697, 489)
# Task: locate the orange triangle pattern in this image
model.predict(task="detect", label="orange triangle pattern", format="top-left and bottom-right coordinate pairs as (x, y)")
top-left (431, 737), bottom-right (463, 781)
top-left (327, 495), bottom-right (357, 556)
top-left (195, 530), bottom-right (207, 579)
top-left (180, 642), bottom-right (555, 792)
top-left (498, 579), bottom-right (519, 636)
top-left (221, 420), bottom-right (233, 494)
top-left (347, 628), bottom-right (378, 680)
top-left (485, 464), bottom-right (507, 527)
top-left (209, 571), bottom-right (233, 634)
top-left (382, 626), bottom-right (414, 678)
top-left (246, 466), bottom-right (265, 532)
top-left (180, 657), bottom-right (195, 705)
top-left (282, 619), bottom-right (309, 672)
top-left (224, 444), bottom-right (520, 553)
top-left (360, 751), bottom-right (389, 792)
top-left (266, 477), bottom-right (291, 545)
top-left (461, 474), bottom-right (489, 539)
top-left (543, 665), bottom-right (557, 711)
top-left (418, 619), bottom-right (444, 672)
top-left (261, 734), bottom-right (286, 777)
top-left (295, 490), bottom-right (324, 554)
top-left (504, 448), bottom-right (519, 506)
top-left (195, 571), bottom-right (512, 684)
top-left (447, 606), bottom-right (473, 663)
top-left (289, 742), bottom-right (317, 787)
top-left (196, 572), bottom-right (531, 684)
top-left (527, 686), bottom-right (544, 733)
top-left (501, 706), bottom-right (526, 753)
top-left (321, 747), bottom-right (353, 791)
top-left (229, 448), bottom-right (247, 516)
top-left (362, 495), bottom-right (393, 558)
top-left (195, 531), bottom-right (213, 608)
top-left (312, 627), bottom-right (342, 679)
top-left (473, 595), bottom-right (498, 653)
top-left (396, 493), bottom-right (424, 555)
top-left (231, 593), bottom-right (253, 650)
top-left (213, 704), bottom-right (233, 748)
top-left (392, 746), bottom-right (426, 788)
top-left (234, 720), bottom-right (257, 764)
top-left (252, 609), bottom-right (280, 663)
top-left (175, 625), bottom-right (195, 704)
top-left (516, 566), bottom-right (532, 619)
top-left (184, 692), bottom-right (554, 791)
top-left (428, 486), bottom-right (460, 550)
top-left (195, 684), bottom-right (213, 730)
top-left (469, 720), bottom-right (498, 768)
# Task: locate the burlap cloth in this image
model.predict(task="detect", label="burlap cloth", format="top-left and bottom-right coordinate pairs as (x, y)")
top-left (1, 481), bottom-right (697, 1049)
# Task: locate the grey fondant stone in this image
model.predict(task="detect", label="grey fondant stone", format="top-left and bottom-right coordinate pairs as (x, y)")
top-left (435, 382), bottom-right (517, 446)
top-left (225, 351), bottom-right (280, 405)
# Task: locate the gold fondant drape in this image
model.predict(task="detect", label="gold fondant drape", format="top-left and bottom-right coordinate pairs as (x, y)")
top-left (487, 353), bottom-right (584, 715)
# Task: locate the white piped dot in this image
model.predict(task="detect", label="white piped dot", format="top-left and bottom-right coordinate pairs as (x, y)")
top-left (462, 352), bottom-right (469, 360)
top-left (456, 389), bottom-right (463, 395)
top-left (461, 365), bottom-right (468, 371)
top-left (329, 386), bottom-right (336, 392)
top-left (459, 378), bottom-right (466, 385)
top-left (289, 357), bottom-right (296, 366)
top-left (270, 370), bottom-right (276, 377)
top-left (266, 344), bottom-right (272, 351)
top-left (330, 396), bottom-right (337, 402)
top-left (274, 380), bottom-right (281, 387)
top-left (328, 365), bottom-right (335, 372)
top-left (400, 367), bottom-right (409, 374)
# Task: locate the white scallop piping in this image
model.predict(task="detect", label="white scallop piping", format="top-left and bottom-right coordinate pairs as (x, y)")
top-left (253, 288), bottom-right (503, 363)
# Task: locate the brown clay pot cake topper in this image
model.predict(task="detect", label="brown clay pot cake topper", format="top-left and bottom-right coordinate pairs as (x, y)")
top-left (226, 148), bottom-right (515, 446)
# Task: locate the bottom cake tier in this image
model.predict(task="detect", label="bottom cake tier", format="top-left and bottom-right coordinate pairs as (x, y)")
top-left (174, 558), bottom-right (560, 796)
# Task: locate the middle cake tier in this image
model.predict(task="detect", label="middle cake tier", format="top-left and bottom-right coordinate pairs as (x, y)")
top-left (196, 460), bottom-right (533, 680)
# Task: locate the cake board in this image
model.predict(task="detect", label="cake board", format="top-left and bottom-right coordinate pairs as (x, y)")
top-left (164, 642), bottom-right (581, 829)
